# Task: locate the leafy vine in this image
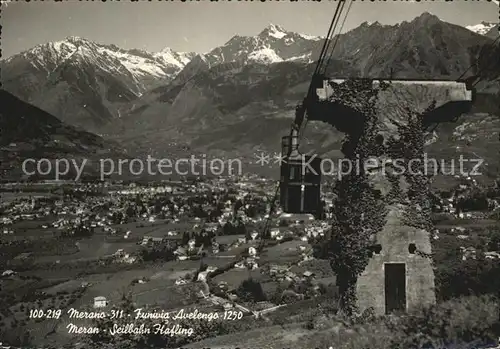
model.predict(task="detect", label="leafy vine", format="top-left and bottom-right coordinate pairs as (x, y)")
top-left (322, 80), bottom-right (436, 316)
top-left (325, 79), bottom-right (390, 316)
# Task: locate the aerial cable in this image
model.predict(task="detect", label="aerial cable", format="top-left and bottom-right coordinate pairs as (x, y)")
top-left (315, 1), bottom-right (345, 78)
top-left (262, 2), bottom-right (346, 252)
top-left (313, 0), bottom-right (345, 78)
top-left (295, 2), bottom-right (351, 149)
top-left (299, 1), bottom-right (351, 144)
top-left (323, 0), bottom-right (353, 75)
top-left (287, 0), bottom-right (344, 140)
top-left (314, 0), bottom-right (343, 75)
top-left (471, 35), bottom-right (500, 87)
top-left (424, 35), bottom-right (499, 133)
top-left (317, 1), bottom-right (345, 73)
top-left (457, 35), bottom-right (500, 81)
top-left (321, 1), bottom-right (347, 75)
top-left (298, 2), bottom-right (352, 146)
top-left (285, 0), bottom-right (350, 157)
top-left (319, 4), bottom-right (344, 76)
top-left (257, 184), bottom-right (280, 252)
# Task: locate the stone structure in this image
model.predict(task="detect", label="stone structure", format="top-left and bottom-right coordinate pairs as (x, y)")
top-left (309, 78), bottom-right (473, 315)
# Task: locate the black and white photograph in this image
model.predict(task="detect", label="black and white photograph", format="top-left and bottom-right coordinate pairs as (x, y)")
top-left (0, 1), bottom-right (500, 348)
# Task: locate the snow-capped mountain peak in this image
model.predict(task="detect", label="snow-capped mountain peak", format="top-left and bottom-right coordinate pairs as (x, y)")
top-left (22, 38), bottom-right (92, 71)
top-left (4, 37), bottom-right (196, 93)
top-left (193, 23), bottom-right (328, 68)
top-left (364, 21), bottom-right (382, 27)
top-left (154, 48), bottom-right (196, 68)
top-left (64, 36), bottom-right (88, 43)
top-left (159, 47), bottom-right (175, 54)
top-left (466, 21), bottom-right (497, 35)
top-left (248, 47), bottom-right (284, 64)
top-left (260, 23), bottom-right (288, 39)
top-left (298, 33), bottom-right (323, 41)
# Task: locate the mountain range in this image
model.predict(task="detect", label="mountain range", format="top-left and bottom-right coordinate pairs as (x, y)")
top-left (0, 90), bottom-right (124, 180)
top-left (1, 12), bottom-right (499, 182)
top-left (0, 36), bottom-right (196, 131)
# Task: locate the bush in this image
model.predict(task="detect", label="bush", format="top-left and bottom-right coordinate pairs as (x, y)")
top-left (299, 295), bottom-right (500, 349)
top-left (433, 233), bottom-right (500, 301)
top-left (389, 295), bottom-right (500, 348)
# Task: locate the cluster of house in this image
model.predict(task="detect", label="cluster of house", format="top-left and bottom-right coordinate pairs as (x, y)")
top-left (113, 249), bottom-right (138, 264)
top-left (304, 222), bottom-right (329, 238)
top-left (1, 194), bottom-right (122, 235)
top-left (1, 269), bottom-right (16, 277)
top-left (268, 264), bottom-right (316, 284)
top-left (432, 226), bottom-right (500, 261)
top-left (1, 175), bottom-right (277, 244)
top-left (1, 198), bottom-right (42, 226)
top-left (113, 180), bottom-right (271, 227)
top-left (173, 238), bottom-right (203, 260)
top-left (43, 213), bottom-right (113, 230)
top-left (268, 218), bottom-right (327, 242)
top-left (459, 247), bottom-right (500, 261)
top-left (433, 176), bottom-right (500, 219)
top-left (234, 246), bottom-right (259, 270)
top-left (2, 227), bottom-right (14, 235)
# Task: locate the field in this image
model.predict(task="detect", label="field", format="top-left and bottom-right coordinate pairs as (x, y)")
top-left (4, 261), bottom-right (210, 346)
top-left (4, 217), bottom-right (62, 240)
top-left (0, 191), bottom-right (53, 206)
top-left (106, 220), bottom-right (196, 236)
top-left (33, 235), bottom-right (142, 264)
top-left (0, 215), bottom-right (319, 347)
top-left (212, 268), bottom-right (263, 291)
top-left (259, 239), bottom-right (307, 264)
top-left (185, 322), bottom-right (311, 349)
top-left (214, 234), bottom-right (245, 245)
top-left (435, 218), bottom-right (499, 231)
top-left (0, 205), bottom-right (232, 345)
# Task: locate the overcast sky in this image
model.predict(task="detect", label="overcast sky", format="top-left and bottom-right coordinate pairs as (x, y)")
top-left (2, 1), bottom-right (498, 58)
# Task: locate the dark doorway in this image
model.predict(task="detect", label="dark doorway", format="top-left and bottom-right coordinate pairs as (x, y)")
top-left (384, 263), bottom-right (406, 314)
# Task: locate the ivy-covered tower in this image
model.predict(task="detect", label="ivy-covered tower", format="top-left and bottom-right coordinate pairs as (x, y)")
top-left (309, 78), bottom-right (473, 315)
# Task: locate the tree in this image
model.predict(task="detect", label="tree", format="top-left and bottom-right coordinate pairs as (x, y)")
top-left (0, 328), bottom-right (33, 347)
top-left (126, 205), bottom-right (136, 218)
top-left (154, 200), bottom-right (163, 214)
top-left (74, 223), bottom-right (93, 237)
top-left (234, 199), bottom-right (244, 215)
top-left (139, 244), bottom-right (175, 262)
top-left (245, 227), bottom-right (252, 241)
top-left (194, 232), bottom-right (205, 247)
top-left (236, 221), bottom-right (247, 236)
top-left (236, 278), bottom-right (266, 303)
top-left (181, 231), bottom-right (190, 245)
top-left (201, 230), bottom-right (213, 246)
top-left (223, 222), bottom-right (233, 235)
top-left (193, 204), bottom-right (207, 218)
top-left (488, 230), bottom-right (500, 252)
top-left (245, 205), bottom-right (257, 218)
top-left (111, 211), bottom-right (124, 224)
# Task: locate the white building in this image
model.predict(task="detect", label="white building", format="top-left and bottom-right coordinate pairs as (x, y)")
top-left (248, 247), bottom-right (257, 257)
top-left (93, 296), bottom-right (108, 308)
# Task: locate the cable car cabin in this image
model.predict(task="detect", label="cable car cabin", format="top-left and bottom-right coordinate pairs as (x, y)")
top-left (280, 156), bottom-right (322, 216)
top-left (280, 135), bottom-right (322, 216)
